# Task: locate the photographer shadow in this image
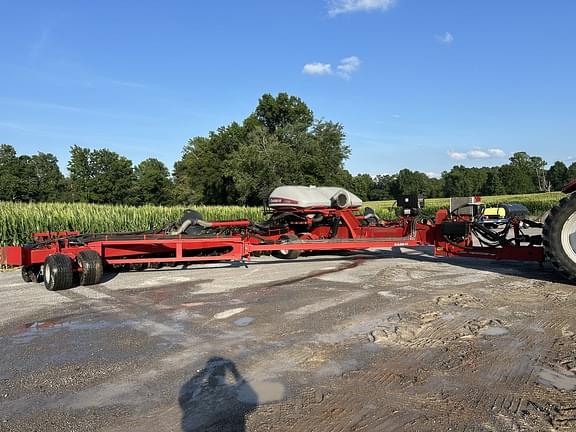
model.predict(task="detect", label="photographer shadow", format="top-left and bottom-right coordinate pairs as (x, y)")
top-left (179, 357), bottom-right (258, 432)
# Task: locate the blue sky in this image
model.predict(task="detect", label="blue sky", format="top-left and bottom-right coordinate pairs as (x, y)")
top-left (1, 0), bottom-right (575, 178)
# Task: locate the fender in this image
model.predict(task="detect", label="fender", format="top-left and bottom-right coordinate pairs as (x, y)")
top-left (562, 179), bottom-right (576, 194)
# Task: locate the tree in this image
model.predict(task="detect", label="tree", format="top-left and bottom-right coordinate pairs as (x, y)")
top-left (173, 123), bottom-right (245, 205)
top-left (89, 149), bottom-right (135, 204)
top-left (498, 152), bottom-right (540, 194)
top-left (500, 164), bottom-right (534, 194)
top-left (133, 158), bottom-right (172, 205)
top-left (296, 121), bottom-right (350, 186)
top-left (427, 177), bottom-right (445, 198)
top-left (225, 126), bottom-right (295, 204)
top-left (392, 169), bottom-right (430, 197)
top-left (548, 161), bottom-right (569, 191)
top-left (0, 145), bottom-right (43, 201)
top-left (0, 145), bottom-right (22, 201)
top-left (68, 145), bottom-right (92, 202)
top-left (174, 93), bottom-right (350, 206)
top-left (67, 145), bottom-right (135, 204)
top-left (530, 155), bottom-right (550, 192)
top-left (351, 174), bottom-right (374, 201)
top-left (442, 166), bottom-right (477, 197)
top-left (505, 152), bottom-right (549, 193)
top-left (254, 93), bottom-right (313, 133)
top-left (483, 170), bottom-right (506, 195)
top-left (568, 162), bottom-right (576, 182)
top-left (369, 175), bottom-right (395, 200)
top-left (31, 152), bottom-right (66, 201)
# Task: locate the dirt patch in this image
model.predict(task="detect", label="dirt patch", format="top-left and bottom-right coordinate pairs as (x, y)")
top-left (1, 254), bottom-right (575, 431)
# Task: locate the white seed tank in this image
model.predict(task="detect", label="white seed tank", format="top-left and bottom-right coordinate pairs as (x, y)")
top-left (268, 186), bottom-right (363, 209)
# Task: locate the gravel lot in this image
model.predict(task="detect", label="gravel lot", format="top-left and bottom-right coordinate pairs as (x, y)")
top-left (1, 248), bottom-right (575, 431)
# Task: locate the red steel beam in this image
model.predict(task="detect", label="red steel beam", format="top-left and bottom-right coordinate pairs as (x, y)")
top-left (0, 214), bottom-right (546, 267)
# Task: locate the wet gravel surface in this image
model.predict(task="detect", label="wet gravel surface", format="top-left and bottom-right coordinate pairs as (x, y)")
top-left (1, 249), bottom-right (575, 431)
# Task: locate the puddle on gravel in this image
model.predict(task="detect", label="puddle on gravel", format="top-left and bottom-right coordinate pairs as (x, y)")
top-left (214, 308), bottom-right (246, 320)
top-left (478, 326), bottom-right (509, 336)
top-left (233, 317), bottom-right (255, 327)
top-left (537, 367), bottom-right (576, 391)
top-left (11, 319), bottom-right (133, 344)
top-left (237, 380), bottom-right (285, 404)
top-left (377, 291), bottom-right (398, 298)
top-left (315, 359), bottom-right (360, 378)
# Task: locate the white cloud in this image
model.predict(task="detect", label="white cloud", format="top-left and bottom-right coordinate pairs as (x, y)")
top-left (467, 149), bottom-right (491, 159)
top-left (448, 148), bottom-right (506, 161)
top-left (487, 148), bottom-right (505, 157)
top-left (436, 32), bottom-right (454, 45)
top-left (302, 56), bottom-right (361, 79)
top-left (448, 151), bottom-right (468, 161)
top-left (302, 62), bottom-right (333, 75)
top-left (328, 0), bottom-right (395, 16)
top-left (337, 56), bottom-right (361, 78)
top-left (425, 172), bottom-right (441, 179)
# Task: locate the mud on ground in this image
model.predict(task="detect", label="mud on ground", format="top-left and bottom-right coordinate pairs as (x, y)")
top-left (0, 248), bottom-right (575, 431)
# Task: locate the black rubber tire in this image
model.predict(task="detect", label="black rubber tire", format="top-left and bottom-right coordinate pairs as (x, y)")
top-left (77, 250), bottom-right (104, 286)
top-left (543, 193), bottom-right (576, 281)
top-left (272, 234), bottom-right (301, 260)
top-left (27, 265), bottom-right (42, 283)
top-left (43, 254), bottom-right (74, 291)
top-left (21, 266), bottom-right (33, 283)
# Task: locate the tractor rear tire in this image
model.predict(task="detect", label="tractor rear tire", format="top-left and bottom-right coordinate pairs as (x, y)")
top-left (43, 254), bottom-right (74, 291)
top-left (272, 234), bottom-right (301, 260)
top-left (77, 250), bottom-right (104, 286)
top-left (543, 194), bottom-right (576, 281)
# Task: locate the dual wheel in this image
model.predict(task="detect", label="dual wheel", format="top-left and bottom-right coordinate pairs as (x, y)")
top-left (22, 250), bottom-right (103, 291)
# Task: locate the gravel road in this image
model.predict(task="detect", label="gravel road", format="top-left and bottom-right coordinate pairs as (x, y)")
top-left (1, 248), bottom-right (575, 431)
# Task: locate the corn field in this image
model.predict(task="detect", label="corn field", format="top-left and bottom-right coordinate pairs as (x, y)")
top-left (0, 192), bottom-right (565, 246)
top-left (0, 202), bottom-right (264, 246)
top-left (366, 192), bottom-right (565, 220)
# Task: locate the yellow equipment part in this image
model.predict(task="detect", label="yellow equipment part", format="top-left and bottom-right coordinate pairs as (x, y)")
top-left (483, 207), bottom-right (506, 218)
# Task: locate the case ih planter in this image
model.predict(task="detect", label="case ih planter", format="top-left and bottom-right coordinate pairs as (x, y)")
top-left (2, 185), bottom-right (575, 291)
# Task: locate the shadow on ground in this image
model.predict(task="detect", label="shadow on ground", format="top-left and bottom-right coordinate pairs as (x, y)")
top-left (247, 248), bottom-right (569, 284)
top-left (93, 246), bottom-right (569, 291)
top-left (179, 357), bottom-right (257, 432)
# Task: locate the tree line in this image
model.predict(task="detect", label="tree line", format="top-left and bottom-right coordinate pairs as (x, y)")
top-left (1, 93), bottom-right (574, 206)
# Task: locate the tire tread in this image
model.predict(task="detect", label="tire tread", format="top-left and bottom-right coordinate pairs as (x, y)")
top-left (542, 193), bottom-right (576, 281)
top-left (44, 254), bottom-right (74, 291)
top-left (77, 250), bottom-right (103, 286)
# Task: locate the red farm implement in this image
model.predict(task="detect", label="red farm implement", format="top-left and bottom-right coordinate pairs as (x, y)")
top-left (2, 185), bottom-right (575, 290)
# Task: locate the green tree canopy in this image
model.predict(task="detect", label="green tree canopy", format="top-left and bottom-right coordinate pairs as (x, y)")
top-left (32, 152), bottom-right (66, 201)
top-left (0, 145), bottom-right (65, 202)
top-left (133, 158), bottom-right (172, 205)
top-left (548, 161), bottom-right (569, 191)
top-left (392, 169), bottom-right (430, 197)
top-left (568, 162), bottom-right (576, 183)
top-left (174, 92), bottom-right (350, 205)
top-left (0, 144), bottom-right (25, 201)
top-left (68, 145), bottom-right (135, 204)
